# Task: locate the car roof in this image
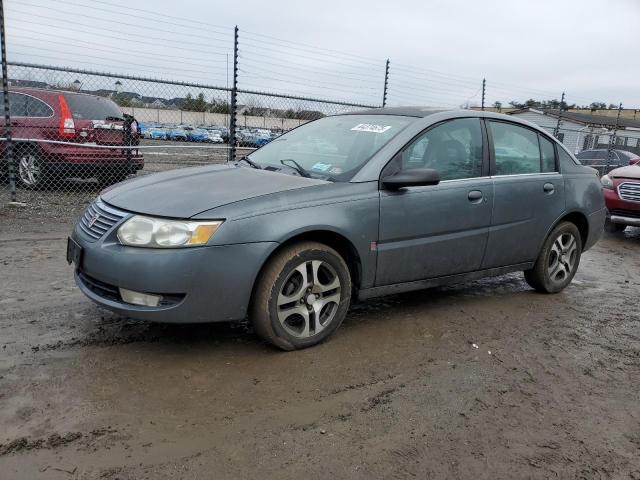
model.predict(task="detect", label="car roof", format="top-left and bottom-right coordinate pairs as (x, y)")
top-left (9, 86), bottom-right (102, 98)
top-left (341, 107), bottom-right (545, 125)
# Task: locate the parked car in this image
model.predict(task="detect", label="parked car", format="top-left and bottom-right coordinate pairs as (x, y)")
top-left (183, 126), bottom-right (209, 142)
top-left (147, 128), bottom-right (167, 140)
top-left (207, 130), bottom-right (224, 143)
top-left (254, 131), bottom-right (272, 147)
top-left (600, 163), bottom-right (640, 232)
top-left (68, 109), bottom-right (605, 350)
top-left (166, 127), bottom-right (188, 141)
top-left (575, 149), bottom-right (640, 175)
top-left (1, 87), bottom-right (143, 188)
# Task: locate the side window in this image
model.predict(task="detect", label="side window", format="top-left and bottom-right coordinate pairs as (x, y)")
top-left (25, 96), bottom-right (53, 117)
top-left (539, 135), bottom-right (557, 172)
top-left (399, 118), bottom-right (483, 181)
top-left (8, 93), bottom-right (27, 116)
top-left (489, 121), bottom-right (540, 175)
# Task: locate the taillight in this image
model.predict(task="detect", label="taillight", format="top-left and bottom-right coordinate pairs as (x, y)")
top-left (58, 95), bottom-right (75, 136)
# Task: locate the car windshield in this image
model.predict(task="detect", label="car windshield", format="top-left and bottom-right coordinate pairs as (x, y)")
top-left (63, 94), bottom-right (123, 120)
top-left (248, 115), bottom-right (413, 181)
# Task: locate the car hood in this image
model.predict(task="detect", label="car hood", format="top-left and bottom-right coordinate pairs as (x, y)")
top-left (101, 164), bottom-right (327, 218)
top-left (610, 165), bottom-right (640, 180)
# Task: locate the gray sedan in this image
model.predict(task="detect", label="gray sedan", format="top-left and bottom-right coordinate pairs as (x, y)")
top-left (68, 108), bottom-right (606, 350)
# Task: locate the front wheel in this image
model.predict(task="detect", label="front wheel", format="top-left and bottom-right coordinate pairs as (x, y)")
top-left (524, 221), bottom-right (582, 293)
top-left (250, 242), bottom-right (352, 351)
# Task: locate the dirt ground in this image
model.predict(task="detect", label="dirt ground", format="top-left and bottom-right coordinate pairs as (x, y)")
top-left (0, 204), bottom-right (639, 479)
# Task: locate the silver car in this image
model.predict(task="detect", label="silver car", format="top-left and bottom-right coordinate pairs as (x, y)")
top-left (68, 108), bottom-right (606, 350)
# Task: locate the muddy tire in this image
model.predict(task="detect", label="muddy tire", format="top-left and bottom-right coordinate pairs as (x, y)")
top-left (250, 242), bottom-right (352, 351)
top-left (524, 221), bottom-right (582, 294)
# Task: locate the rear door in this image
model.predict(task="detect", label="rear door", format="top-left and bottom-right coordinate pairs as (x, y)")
top-left (482, 120), bottom-right (565, 269)
top-left (376, 118), bottom-right (493, 285)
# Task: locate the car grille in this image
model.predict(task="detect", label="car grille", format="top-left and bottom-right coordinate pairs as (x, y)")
top-left (610, 209), bottom-right (640, 219)
top-left (78, 199), bottom-right (127, 241)
top-left (618, 182), bottom-right (640, 203)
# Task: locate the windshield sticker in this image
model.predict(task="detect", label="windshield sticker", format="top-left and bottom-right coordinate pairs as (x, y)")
top-left (311, 162), bottom-right (332, 172)
top-left (351, 123), bottom-right (392, 134)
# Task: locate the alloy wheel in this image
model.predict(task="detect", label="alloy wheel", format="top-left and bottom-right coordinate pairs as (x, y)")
top-left (276, 260), bottom-right (341, 338)
top-left (18, 153), bottom-right (41, 187)
top-left (547, 232), bottom-right (578, 284)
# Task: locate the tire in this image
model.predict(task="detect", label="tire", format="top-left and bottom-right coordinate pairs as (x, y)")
top-left (16, 145), bottom-right (51, 190)
top-left (604, 219), bottom-right (626, 233)
top-left (524, 221), bottom-right (582, 294)
top-left (250, 242), bottom-right (352, 351)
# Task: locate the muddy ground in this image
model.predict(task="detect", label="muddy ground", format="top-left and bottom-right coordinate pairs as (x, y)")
top-left (0, 203), bottom-right (639, 479)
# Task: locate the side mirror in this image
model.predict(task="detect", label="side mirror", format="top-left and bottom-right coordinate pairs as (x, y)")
top-left (382, 168), bottom-right (440, 190)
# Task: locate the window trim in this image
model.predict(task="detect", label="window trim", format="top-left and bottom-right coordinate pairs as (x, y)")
top-left (5, 92), bottom-right (55, 118)
top-left (485, 118), bottom-right (560, 176)
top-left (379, 117), bottom-right (489, 183)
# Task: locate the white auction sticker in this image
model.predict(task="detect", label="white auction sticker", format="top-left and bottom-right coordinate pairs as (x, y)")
top-left (351, 123), bottom-right (392, 133)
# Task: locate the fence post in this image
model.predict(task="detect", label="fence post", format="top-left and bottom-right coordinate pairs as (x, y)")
top-left (553, 91), bottom-right (565, 138)
top-left (0, 0), bottom-right (16, 203)
top-left (606, 103), bottom-right (622, 171)
top-left (382, 59), bottom-right (390, 107)
top-left (481, 78), bottom-right (486, 111)
top-left (228, 25), bottom-right (239, 162)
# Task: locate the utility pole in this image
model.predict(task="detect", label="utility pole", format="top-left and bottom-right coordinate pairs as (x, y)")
top-left (382, 59), bottom-right (390, 107)
top-left (553, 91), bottom-right (565, 138)
top-left (228, 26), bottom-right (239, 162)
top-left (606, 103), bottom-right (623, 170)
top-left (0, 0), bottom-right (16, 203)
top-left (481, 78), bottom-right (486, 111)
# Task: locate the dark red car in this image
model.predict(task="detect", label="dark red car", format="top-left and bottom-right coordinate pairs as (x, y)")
top-left (1, 87), bottom-right (143, 188)
top-left (601, 163), bottom-right (640, 232)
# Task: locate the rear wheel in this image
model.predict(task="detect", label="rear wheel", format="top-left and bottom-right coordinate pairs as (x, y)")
top-left (16, 146), bottom-right (51, 189)
top-left (251, 242), bottom-right (352, 351)
top-left (524, 221), bottom-right (582, 293)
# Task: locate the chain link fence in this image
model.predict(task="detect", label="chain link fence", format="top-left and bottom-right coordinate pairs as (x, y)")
top-left (0, 62), bottom-right (377, 222)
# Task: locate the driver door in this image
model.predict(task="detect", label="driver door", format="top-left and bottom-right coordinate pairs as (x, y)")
top-left (376, 118), bottom-right (493, 286)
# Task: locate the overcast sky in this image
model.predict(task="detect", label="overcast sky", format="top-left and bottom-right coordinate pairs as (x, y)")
top-left (5, 0), bottom-right (640, 108)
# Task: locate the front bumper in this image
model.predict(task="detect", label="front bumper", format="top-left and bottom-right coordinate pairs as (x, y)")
top-left (603, 188), bottom-right (640, 226)
top-left (71, 224), bottom-right (276, 323)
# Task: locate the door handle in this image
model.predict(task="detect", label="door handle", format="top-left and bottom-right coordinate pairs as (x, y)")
top-left (543, 183), bottom-right (555, 194)
top-left (468, 190), bottom-right (483, 203)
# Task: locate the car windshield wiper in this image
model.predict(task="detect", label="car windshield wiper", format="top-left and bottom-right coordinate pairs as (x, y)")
top-left (280, 158), bottom-right (311, 178)
top-left (237, 156), bottom-right (262, 169)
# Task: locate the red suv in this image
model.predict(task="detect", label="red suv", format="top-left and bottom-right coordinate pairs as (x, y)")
top-left (601, 163), bottom-right (640, 232)
top-left (1, 87), bottom-right (143, 188)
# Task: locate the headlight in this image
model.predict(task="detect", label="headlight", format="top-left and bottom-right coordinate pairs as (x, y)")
top-left (600, 174), bottom-right (614, 190)
top-left (117, 216), bottom-right (223, 248)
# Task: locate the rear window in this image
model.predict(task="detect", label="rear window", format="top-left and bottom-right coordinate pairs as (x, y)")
top-left (63, 94), bottom-right (123, 120)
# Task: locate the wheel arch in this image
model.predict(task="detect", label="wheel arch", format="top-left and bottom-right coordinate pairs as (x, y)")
top-left (547, 210), bottom-right (589, 249)
top-left (250, 229), bottom-right (364, 303)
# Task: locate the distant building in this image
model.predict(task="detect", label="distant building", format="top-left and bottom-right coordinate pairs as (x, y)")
top-left (508, 108), bottom-right (640, 154)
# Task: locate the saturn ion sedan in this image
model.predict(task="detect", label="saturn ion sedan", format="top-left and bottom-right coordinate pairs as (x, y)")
top-left (68, 108), bottom-right (606, 350)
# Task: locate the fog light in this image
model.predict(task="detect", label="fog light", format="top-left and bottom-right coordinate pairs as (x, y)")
top-left (119, 287), bottom-right (162, 307)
